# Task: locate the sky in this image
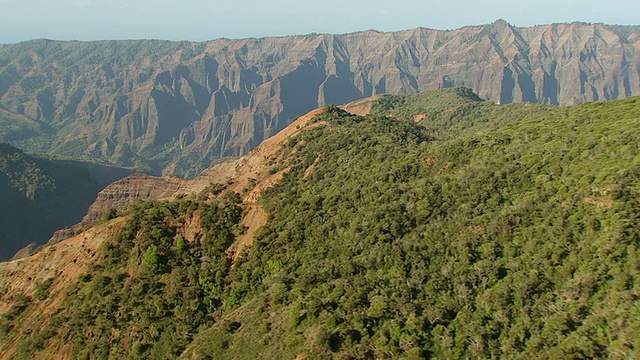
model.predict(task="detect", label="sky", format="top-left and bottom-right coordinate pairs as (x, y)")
top-left (1, 0), bottom-right (639, 44)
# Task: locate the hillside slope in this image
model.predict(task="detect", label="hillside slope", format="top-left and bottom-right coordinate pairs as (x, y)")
top-left (1, 21), bottom-right (639, 177)
top-left (1, 89), bottom-right (639, 358)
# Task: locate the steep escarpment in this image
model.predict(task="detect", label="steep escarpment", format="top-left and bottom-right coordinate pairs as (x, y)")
top-left (45, 173), bottom-right (184, 244)
top-left (80, 173), bottom-right (184, 223)
top-left (1, 21), bottom-right (638, 177)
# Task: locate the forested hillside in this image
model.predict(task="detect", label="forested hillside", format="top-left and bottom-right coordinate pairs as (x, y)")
top-left (2, 89), bottom-right (639, 358)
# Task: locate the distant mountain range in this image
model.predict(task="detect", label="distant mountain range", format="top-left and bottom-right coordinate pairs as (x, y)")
top-left (1, 20), bottom-right (639, 177)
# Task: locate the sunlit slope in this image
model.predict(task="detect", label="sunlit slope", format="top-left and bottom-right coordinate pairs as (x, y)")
top-left (2, 90), bottom-right (639, 359)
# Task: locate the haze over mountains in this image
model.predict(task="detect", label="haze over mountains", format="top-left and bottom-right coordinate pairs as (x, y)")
top-left (1, 20), bottom-right (639, 178)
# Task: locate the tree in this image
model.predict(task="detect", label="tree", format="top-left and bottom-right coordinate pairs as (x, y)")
top-left (143, 244), bottom-right (159, 272)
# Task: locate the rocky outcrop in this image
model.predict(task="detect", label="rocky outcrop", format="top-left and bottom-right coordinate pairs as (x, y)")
top-left (1, 21), bottom-right (638, 177)
top-left (46, 173), bottom-right (184, 243)
top-left (81, 173), bottom-right (184, 223)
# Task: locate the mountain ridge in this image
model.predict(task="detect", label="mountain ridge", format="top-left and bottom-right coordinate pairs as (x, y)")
top-left (6, 19), bottom-right (637, 43)
top-left (1, 89), bottom-right (640, 358)
top-left (1, 20), bottom-right (639, 177)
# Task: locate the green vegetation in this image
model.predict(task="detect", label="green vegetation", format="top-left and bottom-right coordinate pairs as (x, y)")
top-left (371, 87), bottom-right (557, 139)
top-left (7, 197), bottom-right (242, 358)
top-left (4, 89), bottom-right (640, 358)
top-left (0, 142), bottom-right (55, 199)
top-left (33, 278), bottom-right (54, 301)
top-left (0, 111), bottom-right (45, 143)
top-left (194, 93), bottom-right (640, 358)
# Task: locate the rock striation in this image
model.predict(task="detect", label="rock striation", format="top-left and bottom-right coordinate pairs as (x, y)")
top-left (1, 20), bottom-right (639, 177)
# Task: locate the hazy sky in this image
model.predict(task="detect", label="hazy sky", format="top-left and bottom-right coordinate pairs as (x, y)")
top-left (1, 0), bottom-right (639, 43)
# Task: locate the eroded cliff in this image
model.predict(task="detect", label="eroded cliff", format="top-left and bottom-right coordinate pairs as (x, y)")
top-left (1, 21), bottom-right (638, 177)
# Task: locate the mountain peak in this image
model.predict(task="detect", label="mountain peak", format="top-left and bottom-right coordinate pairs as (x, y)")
top-left (492, 18), bottom-right (511, 27)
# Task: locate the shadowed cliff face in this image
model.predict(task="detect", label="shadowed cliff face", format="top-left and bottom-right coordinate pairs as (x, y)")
top-left (1, 21), bottom-right (639, 177)
top-left (0, 144), bottom-right (133, 260)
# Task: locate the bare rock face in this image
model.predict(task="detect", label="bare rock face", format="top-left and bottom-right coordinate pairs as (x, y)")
top-left (81, 173), bottom-right (184, 223)
top-left (47, 173), bottom-right (185, 243)
top-left (1, 21), bottom-right (639, 177)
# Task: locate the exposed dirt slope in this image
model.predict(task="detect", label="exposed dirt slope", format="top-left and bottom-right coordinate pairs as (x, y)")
top-left (0, 218), bottom-right (126, 314)
top-left (340, 95), bottom-right (380, 115)
top-left (179, 108), bottom-right (323, 195)
top-left (183, 108), bottom-right (325, 260)
top-left (0, 217), bottom-right (127, 358)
